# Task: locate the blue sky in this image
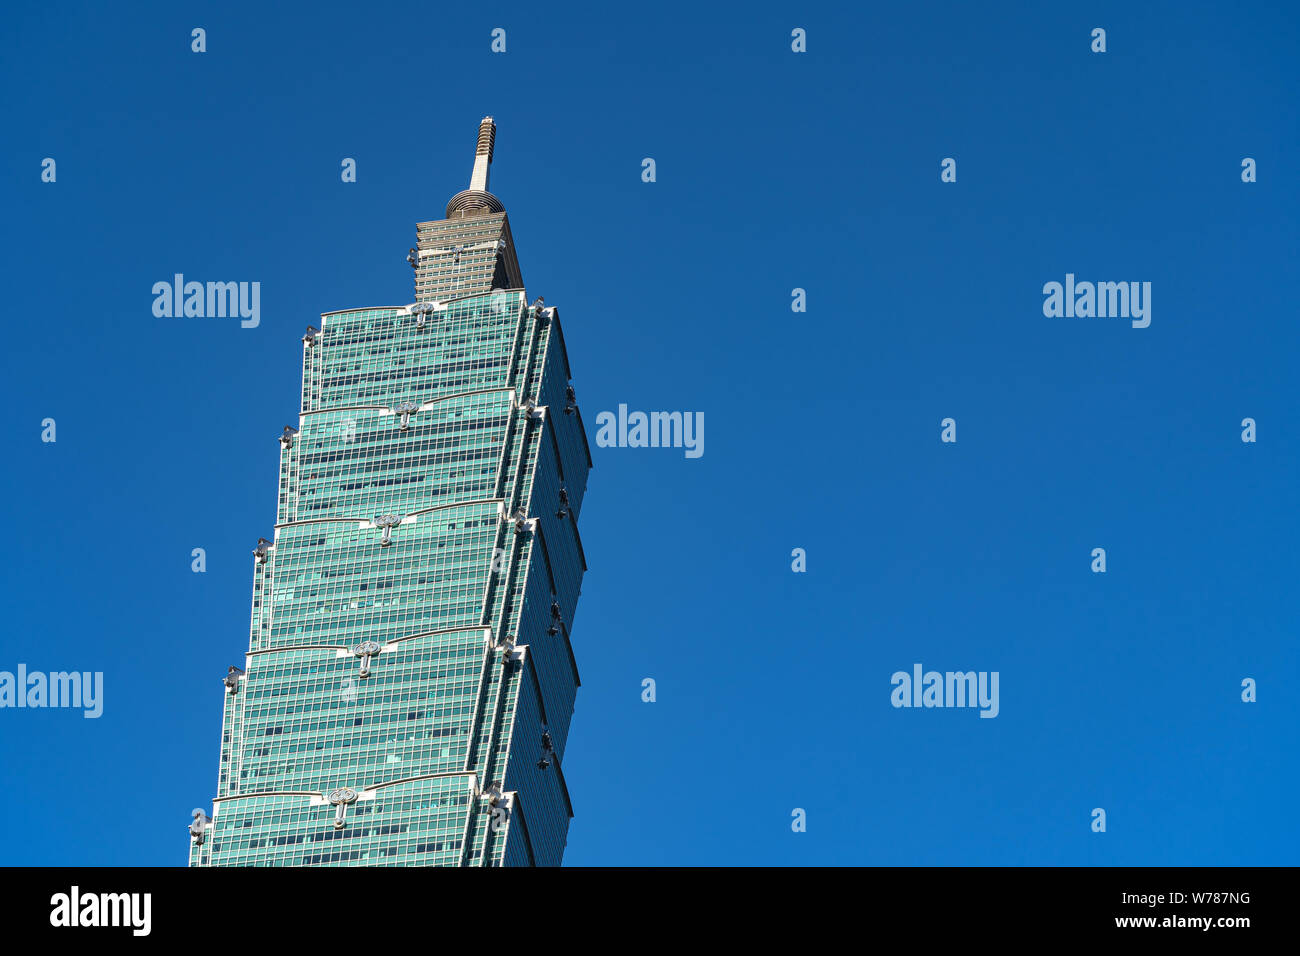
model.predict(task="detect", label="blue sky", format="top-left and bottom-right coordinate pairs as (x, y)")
top-left (1, 0), bottom-right (1296, 866)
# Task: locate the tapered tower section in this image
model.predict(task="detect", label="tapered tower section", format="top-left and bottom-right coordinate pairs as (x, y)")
top-left (189, 118), bottom-right (592, 867)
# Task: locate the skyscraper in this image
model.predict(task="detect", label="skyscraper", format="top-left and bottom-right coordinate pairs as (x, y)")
top-left (189, 118), bottom-right (591, 867)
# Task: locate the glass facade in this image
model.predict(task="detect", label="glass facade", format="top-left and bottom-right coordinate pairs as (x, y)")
top-left (190, 119), bottom-right (591, 866)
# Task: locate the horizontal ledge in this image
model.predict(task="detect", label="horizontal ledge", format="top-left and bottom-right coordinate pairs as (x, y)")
top-left (274, 497), bottom-right (505, 530)
top-left (319, 288), bottom-right (527, 318)
top-left (211, 772), bottom-right (478, 810)
top-left (246, 626), bottom-right (492, 658)
top-left (301, 386), bottom-right (520, 420)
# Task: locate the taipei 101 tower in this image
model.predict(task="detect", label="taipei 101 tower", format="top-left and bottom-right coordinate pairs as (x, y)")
top-left (188, 117), bottom-right (592, 867)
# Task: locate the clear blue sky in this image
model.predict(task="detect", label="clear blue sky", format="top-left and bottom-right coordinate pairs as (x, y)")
top-left (1, 0), bottom-right (1296, 866)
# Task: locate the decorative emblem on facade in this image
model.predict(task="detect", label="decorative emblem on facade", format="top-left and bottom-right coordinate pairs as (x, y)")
top-left (537, 728), bottom-right (555, 770)
top-left (190, 808), bottom-right (210, 845)
top-left (327, 787), bottom-right (359, 829)
top-left (407, 300), bottom-right (442, 330)
top-left (353, 641), bottom-right (382, 677)
top-left (393, 401), bottom-right (420, 430)
top-left (372, 514), bottom-right (405, 546)
top-left (222, 665), bottom-right (244, 694)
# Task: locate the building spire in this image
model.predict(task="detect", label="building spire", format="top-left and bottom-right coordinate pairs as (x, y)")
top-left (446, 115), bottom-right (505, 219)
top-left (469, 116), bottom-right (496, 192)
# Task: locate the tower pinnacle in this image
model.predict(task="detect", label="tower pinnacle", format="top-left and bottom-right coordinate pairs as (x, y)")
top-left (446, 115), bottom-right (505, 219)
top-left (469, 116), bottom-right (496, 192)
